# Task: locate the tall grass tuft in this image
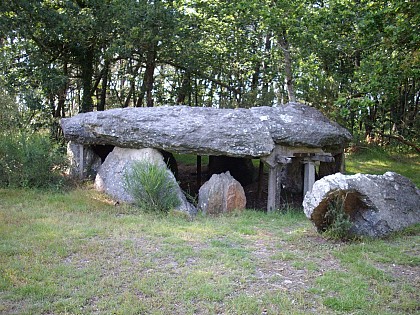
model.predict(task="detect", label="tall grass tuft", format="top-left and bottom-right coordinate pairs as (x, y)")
top-left (0, 132), bottom-right (66, 188)
top-left (323, 193), bottom-right (353, 240)
top-left (123, 161), bottom-right (181, 213)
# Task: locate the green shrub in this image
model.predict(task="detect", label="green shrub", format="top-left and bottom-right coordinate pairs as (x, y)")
top-left (323, 193), bottom-right (353, 240)
top-left (0, 132), bottom-right (66, 188)
top-left (123, 161), bottom-right (181, 213)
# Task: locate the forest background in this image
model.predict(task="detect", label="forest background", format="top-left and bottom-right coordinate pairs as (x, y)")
top-left (0, 0), bottom-right (419, 149)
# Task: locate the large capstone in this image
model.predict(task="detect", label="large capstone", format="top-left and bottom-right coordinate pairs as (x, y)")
top-left (60, 103), bottom-right (352, 158)
top-left (198, 172), bottom-right (246, 215)
top-left (250, 103), bottom-right (352, 148)
top-left (95, 147), bottom-right (196, 216)
top-left (61, 106), bottom-right (274, 157)
top-left (303, 172), bottom-right (420, 237)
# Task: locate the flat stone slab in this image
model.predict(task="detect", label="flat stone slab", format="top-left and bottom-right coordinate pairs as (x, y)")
top-left (303, 172), bottom-right (420, 237)
top-left (61, 103), bottom-right (352, 158)
top-left (251, 102), bottom-right (352, 148)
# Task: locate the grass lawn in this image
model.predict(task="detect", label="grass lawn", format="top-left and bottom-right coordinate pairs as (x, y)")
top-left (0, 149), bottom-right (419, 314)
top-left (346, 146), bottom-right (420, 187)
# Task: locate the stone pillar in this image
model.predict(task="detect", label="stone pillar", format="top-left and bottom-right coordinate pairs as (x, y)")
top-left (266, 157), bottom-right (291, 212)
top-left (208, 156), bottom-right (256, 186)
top-left (303, 159), bottom-right (316, 197)
top-left (78, 144), bottom-right (84, 179)
top-left (197, 155), bottom-right (202, 188)
top-left (267, 164), bottom-right (282, 212)
top-left (67, 141), bottom-right (102, 179)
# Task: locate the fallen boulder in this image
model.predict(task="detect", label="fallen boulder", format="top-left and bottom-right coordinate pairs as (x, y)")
top-left (198, 172), bottom-right (246, 215)
top-left (303, 172), bottom-right (420, 237)
top-left (95, 147), bottom-right (196, 216)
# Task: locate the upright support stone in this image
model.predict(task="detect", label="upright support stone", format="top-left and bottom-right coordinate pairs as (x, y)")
top-left (266, 157), bottom-right (291, 212)
top-left (257, 160), bottom-right (265, 199)
top-left (281, 156), bottom-right (304, 194)
top-left (78, 144), bottom-right (84, 179)
top-left (337, 152), bottom-right (345, 173)
top-left (67, 141), bottom-right (102, 180)
top-left (267, 164), bottom-right (282, 212)
top-left (197, 155), bottom-right (202, 188)
top-left (303, 159), bottom-right (316, 197)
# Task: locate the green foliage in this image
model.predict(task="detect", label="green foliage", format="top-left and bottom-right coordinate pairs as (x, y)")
top-left (323, 193), bottom-right (353, 240)
top-left (123, 161), bottom-right (181, 213)
top-left (0, 132), bottom-right (65, 188)
top-left (0, 91), bottom-right (22, 132)
top-left (1, 0), bottom-right (418, 148)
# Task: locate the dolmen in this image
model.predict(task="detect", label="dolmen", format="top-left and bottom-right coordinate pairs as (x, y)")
top-left (61, 102), bottom-right (352, 213)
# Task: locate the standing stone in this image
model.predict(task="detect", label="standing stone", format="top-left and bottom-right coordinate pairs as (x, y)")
top-left (95, 147), bottom-right (196, 215)
top-left (318, 152), bottom-right (344, 178)
top-left (198, 172), bottom-right (246, 215)
top-left (303, 172), bottom-right (420, 237)
top-left (67, 141), bottom-right (101, 179)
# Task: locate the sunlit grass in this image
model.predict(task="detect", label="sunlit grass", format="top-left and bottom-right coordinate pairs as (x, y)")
top-left (1, 147), bottom-right (419, 314)
top-left (346, 146), bottom-right (420, 187)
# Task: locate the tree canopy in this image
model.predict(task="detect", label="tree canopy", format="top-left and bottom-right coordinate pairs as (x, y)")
top-left (0, 0), bottom-right (418, 146)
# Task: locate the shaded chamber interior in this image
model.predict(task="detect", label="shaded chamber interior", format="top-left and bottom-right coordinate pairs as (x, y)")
top-left (91, 144), bottom-right (115, 163)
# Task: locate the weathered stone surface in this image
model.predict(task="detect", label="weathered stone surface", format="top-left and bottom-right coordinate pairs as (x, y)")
top-left (198, 172), bottom-right (246, 215)
top-left (67, 141), bottom-right (101, 179)
top-left (60, 103), bottom-right (352, 158)
top-left (95, 147), bottom-right (196, 215)
top-left (303, 172), bottom-right (420, 237)
top-left (61, 106), bottom-right (274, 158)
top-left (250, 103), bottom-right (352, 149)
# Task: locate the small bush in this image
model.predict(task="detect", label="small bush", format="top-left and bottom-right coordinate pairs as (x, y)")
top-left (0, 132), bottom-right (66, 188)
top-left (323, 193), bottom-right (353, 240)
top-left (123, 161), bottom-right (181, 213)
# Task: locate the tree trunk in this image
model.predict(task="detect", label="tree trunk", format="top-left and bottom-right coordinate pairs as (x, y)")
top-left (278, 29), bottom-right (296, 103)
top-left (177, 71), bottom-right (191, 104)
top-left (80, 46), bottom-right (95, 113)
top-left (98, 60), bottom-right (109, 111)
top-left (261, 34), bottom-right (272, 105)
top-left (55, 62), bottom-right (68, 117)
top-left (145, 48), bottom-right (157, 107)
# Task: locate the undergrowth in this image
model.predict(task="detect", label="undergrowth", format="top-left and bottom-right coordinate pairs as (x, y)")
top-left (123, 160), bottom-right (181, 213)
top-left (323, 193), bottom-right (353, 240)
top-left (0, 132), bottom-right (66, 189)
